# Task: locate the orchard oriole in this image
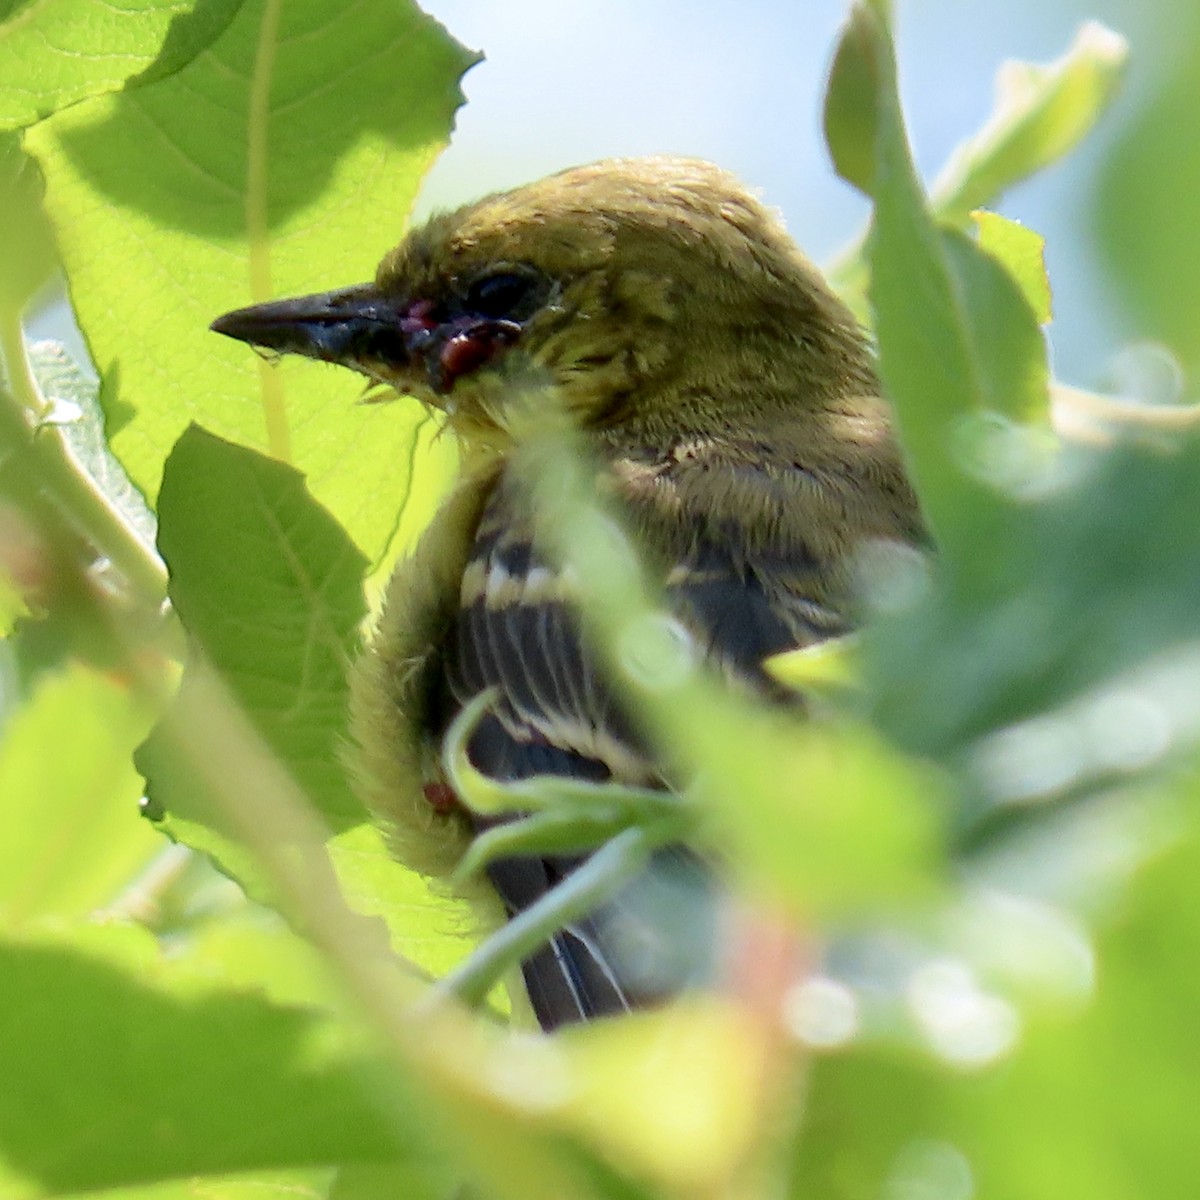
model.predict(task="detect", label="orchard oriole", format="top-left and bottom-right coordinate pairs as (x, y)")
top-left (212, 156), bottom-right (923, 1029)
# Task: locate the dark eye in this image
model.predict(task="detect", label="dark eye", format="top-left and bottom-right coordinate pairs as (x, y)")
top-left (463, 267), bottom-right (549, 321)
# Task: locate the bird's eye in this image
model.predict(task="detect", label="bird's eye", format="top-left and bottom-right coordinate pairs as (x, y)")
top-left (463, 267), bottom-right (549, 322)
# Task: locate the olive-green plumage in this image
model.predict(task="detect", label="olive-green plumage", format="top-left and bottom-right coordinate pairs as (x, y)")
top-left (211, 155), bottom-right (923, 1029)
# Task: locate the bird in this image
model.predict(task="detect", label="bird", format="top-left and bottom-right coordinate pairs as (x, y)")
top-left (210, 156), bottom-right (924, 1030)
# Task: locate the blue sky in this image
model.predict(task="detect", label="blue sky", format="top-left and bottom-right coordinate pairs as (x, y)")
top-left (415, 0), bottom-right (1175, 387)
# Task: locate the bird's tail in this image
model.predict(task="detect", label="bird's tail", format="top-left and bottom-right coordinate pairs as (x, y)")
top-left (489, 846), bottom-right (716, 1031)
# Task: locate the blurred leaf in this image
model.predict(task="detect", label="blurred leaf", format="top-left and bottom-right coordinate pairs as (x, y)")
top-left (766, 636), bottom-right (860, 697)
top-left (791, 802), bottom-right (1200, 1200)
top-left (867, 432), bottom-right (1200, 769)
top-left (72, 1168), bottom-right (335, 1200)
top-left (0, 664), bottom-right (162, 924)
top-left (931, 22), bottom-right (1129, 225)
top-left (963, 809), bottom-right (1200, 1198)
top-left (326, 822), bottom-right (489, 985)
top-left (22, 0), bottom-right (471, 564)
top-left (0, 923), bottom-right (421, 1197)
top-left (0, 500), bottom-right (40, 633)
top-left (514, 414), bottom-right (941, 918)
top-left (556, 1000), bottom-right (765, 1195)
top-left (1095, 8), bottom-right (1200, 375)
top-left (330, 1161), bottom-right (444, 1200)
top-left (704, 713), bottom-right (945, 914)
top-left (788, 1047), bottom-right (957, 1200)
top-left (825, 3), bottom-right (1049, 548)
top-left (823, 5), bottom-right (883, 195)
top-left (185, 911), bottom-right (343, 1010)
top-left (972, 211), bottom-right (1053, 325)
top-left (0, 0), bottom-right (218, 132)
top-left (0, 134), bottom-right (56, 308)
top-left (0, 573), bottom-right (25, 633)
top-left (940, 227), bottom-right (1050, 425)
top-left (139, 424), bottom-right (368, 837)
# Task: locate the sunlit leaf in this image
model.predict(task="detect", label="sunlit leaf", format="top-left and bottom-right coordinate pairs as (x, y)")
top-left (556, 1000), bottom-right (765, 1195)
top-left (138, 425), bottom-right (368, 837)
top-left (826, 20), bottom-right (1125, 317)
top-left (0, 134), bottom-right (55, 308)
top-left (327, 821), bottom-right (491, 984)
top-left (931, 22), bottom-right (1128, 225)
top-left (23, 0), bottom-right (472, 563)
top-left (0, 0), bottom-right (229, 133)
top-left (0, 923), bottom-right (419, 1197)
top-left (826, 2), bottom-right (1050, 546)
top-left (0, 665), bottom-right (161, 923)
top-left (138, 426), bottom-right (479, 977)
top-left (972, 211), bottom-right (1053, 326)
top-left (765, 636), bottom-right (860, 697)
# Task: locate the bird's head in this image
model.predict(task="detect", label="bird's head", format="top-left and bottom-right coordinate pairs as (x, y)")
top-left (212, 157), bottom-right (877, 447)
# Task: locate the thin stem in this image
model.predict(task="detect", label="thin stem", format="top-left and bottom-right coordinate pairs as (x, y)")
top-left (434, 824), bottom-right (657, 1010)
top-left (0, 308), bottom-right (167, 601)
top-left (245, 0), bottom-right (292, 463)
top-left (97, 843), bottom-right (194, 925)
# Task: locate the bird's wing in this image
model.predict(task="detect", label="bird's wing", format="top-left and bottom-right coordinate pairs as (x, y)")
top-left (439, 454), bottom-right (855, 1028)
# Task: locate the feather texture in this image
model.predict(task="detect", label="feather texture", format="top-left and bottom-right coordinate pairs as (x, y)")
top-left (211, 156), bottom-right (925, 1030)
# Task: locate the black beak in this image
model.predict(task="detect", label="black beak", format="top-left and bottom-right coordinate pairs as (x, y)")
top-left (210, 285), bottom-right (411, 368)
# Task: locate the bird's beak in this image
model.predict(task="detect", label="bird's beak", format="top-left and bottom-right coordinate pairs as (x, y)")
top-left (211, 284), bottom-right (413, 373)
top-left (213, 286), bottom-right (525, 395)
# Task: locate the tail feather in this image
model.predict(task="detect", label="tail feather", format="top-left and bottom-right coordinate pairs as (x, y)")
top-left (488, 847), bottom-right (715, 1031)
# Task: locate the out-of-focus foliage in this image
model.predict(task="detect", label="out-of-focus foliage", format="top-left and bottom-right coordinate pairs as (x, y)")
top-left (1095, 0), bottom-right (1200, 375)
top-left (2, 1), bottom-right (1197, 1198)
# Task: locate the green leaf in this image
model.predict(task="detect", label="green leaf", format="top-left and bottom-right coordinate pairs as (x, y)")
top-left (0, 572), bottom-right (29, 635)
top-left (787, 1047), bottom-right (958, 1200)
top-left (826, 3), bottom-right (1049, 547)
top-left (1095, 2), bottom-right (1200, 374)
top-left (867, 432), bottom-right (1200, 769)
top-left (70, 1168), bottom-right (336, 1200)
top-left (326, 822), bottom-right (489, 985)
top-left (22, 0), bottom-right (473, 564)
top-left (0, 664), bottom-right (162, 924)
top-left (790, 806), bottom-right (1200, 1200)
top-left (825, 21), bottom-right (1125, 320)
top-left (138, 424), bottom-right (368, 842)
top-left (138, 427), bottom-right (479, 978)
top-left (453, 811), bottom-right (645, 885)
top-left (971, 210), bottom-right (1053, 326)
top-left (26, 339), bottom-right (157, 550)
top-left (509, 414), bottom-right (941, 918)
top-left (331, 1160), bottom-right (445, 1200)
top-left (0, 923), bottom-right (419, 1197)
top-left (939, 226), bottom-right (1050, 425)
top-left (0, 134), bottom-right (56, 308)
top-left (128, 0), bottom-right (244, 89)
top-left (765, 636), bottom-right (860, 697)
top-left (823, 5), bottom-right (883, 195)
top-left (554, 1000), bottom-right (768, 1197)
top-left (0, 0), bottom-right (219, 132)
top-left (709, 715), bottom-right (945, 915)
top-left (930, 22), bottom-right (1128, 226)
